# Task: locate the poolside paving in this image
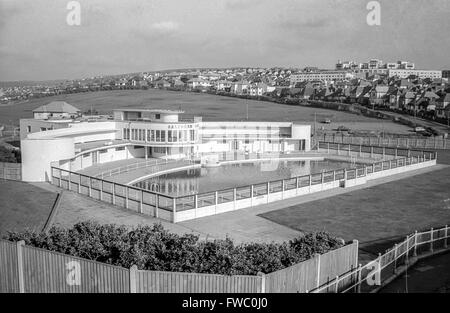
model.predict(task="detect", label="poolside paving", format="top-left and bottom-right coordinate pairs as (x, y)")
top-left (49, 188), bottom-right (208, 239)
top-left (77, 158), bottom-right (148, 177)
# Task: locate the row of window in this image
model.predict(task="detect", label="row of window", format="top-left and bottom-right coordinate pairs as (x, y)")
top-left (123, 128), bottom-right (196, 143)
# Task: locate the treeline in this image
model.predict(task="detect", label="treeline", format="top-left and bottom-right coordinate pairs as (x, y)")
top-left (0, 146), bottom-right (21, 163)
top-left (4, 222), bottom-right (344, 275)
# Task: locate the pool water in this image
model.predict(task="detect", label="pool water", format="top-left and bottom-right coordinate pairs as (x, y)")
top-left (133, 159), bottom-right (357, 197)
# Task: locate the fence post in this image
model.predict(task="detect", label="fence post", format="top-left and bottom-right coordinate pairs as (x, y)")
top-left (393, 244), bottom-right (398, 274)
top-left (334, 276), bottom-right (339, 293)
top-left (112, 183), bottom-right (116, 205)
top-left (139, 190), bottom-right (143, 214)
top-left (172, 197), bottom-right (177, 223)
top-left (258, 272), bottom-right (266, 293)
top-left (129, 265), bottom-right (138, 293)
top-left (413, 230), bottom-right (418, 257)
top-left (316, 253), bottom-right (321, 289)
top-left (16, 240), bottom-right (25, 293)
top-left (99, 179), bottom-right (103, 201)
top-left (356, 264), bottom-right (362, 293)
top-left (68, 172), bottom-right (72, 191)
top-left (78, 174), bottom-right (81, 193)
top-left (154, 195), bottom-right (159, 217)
top-left (445, 225), bottom-right (448, 248)
top-left (430, 228), bottom-right (434, 253)
top-left (88, 177), bottom-right (92, 197)
top-left (405, 236), bottom-right (409, 265)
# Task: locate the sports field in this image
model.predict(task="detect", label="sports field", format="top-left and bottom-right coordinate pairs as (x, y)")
top-left (259, 150), bottom-right (450, 244)
top-left (0, 89), bottom-right (412, 134)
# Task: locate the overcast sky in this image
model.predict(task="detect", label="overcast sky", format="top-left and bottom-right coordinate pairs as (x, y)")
top-left (1, 0), bottom-right (449, 81)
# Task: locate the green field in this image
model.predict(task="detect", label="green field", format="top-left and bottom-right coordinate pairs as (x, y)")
top-left (260, 150), bottom-right (450, 245)
top-left (0, 90), bottom-right (411, 134)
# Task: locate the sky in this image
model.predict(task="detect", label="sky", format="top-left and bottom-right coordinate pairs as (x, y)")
top-left (0, 0), bottom-right (449, 81)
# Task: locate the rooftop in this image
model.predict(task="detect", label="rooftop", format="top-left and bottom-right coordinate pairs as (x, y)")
top-left (33, 101), bottom-right (80, 113)
top-left (113, 108), bottom-right (184, 114)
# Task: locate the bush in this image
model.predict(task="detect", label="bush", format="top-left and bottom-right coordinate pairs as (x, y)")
top-left (3, 221), bottom-right (344, 275)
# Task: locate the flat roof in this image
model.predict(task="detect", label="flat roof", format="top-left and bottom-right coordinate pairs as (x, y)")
top-left (113, 108), bottom-right (184, 114)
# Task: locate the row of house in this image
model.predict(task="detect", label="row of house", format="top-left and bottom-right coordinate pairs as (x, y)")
top-left (287, 76), bottom-right (450, 119)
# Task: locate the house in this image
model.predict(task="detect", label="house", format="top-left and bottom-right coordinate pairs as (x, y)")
top-left (436, 93), bottom-right (450, 118)
top-left (32, 101), bottom-right (81, 120)
top-left (187, 78), bottom-right (210, 90)
top-left (231, 81), bottom-right (250, 95)
top-left (216, 80), bottom-right (233, 92)
top-left (155, 80), bottom-right (171, 89)
top-left (399, 90), bottom-right (417, 111)
top-left (249, 83), bottom-right (273, 96)
top-left (172, 79), bottom-right (186, 89)
top-left (369, 85), bottom-right (389, 106)
top-left (386, 87), bottom-right (402, 109)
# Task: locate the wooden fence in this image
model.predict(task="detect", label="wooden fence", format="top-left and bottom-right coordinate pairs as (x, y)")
top-left (0, 162), bottom-right (21, 181)
top-left (319, 134), bottom-right (450, 150)
top-left (265, 241), bottom-right (359, 293)
top-left (0, 239), bottom-right (358, 293)
top-left (309, 225), bottom-right (450, 293)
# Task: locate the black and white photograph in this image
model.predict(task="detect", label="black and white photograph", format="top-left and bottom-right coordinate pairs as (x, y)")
top-left (0, 0), bottom-right (450, 305)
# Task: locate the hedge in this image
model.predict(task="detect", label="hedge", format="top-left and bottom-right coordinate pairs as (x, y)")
top-left (3, 221), bottom-right (344, 275)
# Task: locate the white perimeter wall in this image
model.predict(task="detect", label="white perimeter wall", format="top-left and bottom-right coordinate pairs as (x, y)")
top-left (21, 138), bottom-right (75, 182)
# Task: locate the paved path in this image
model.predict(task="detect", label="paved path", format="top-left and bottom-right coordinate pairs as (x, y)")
top-left (30, 182), bottom-right (209, 239)
top-left (379, 250), bottom-right (450, 293)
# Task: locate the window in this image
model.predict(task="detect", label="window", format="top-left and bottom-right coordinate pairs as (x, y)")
top-left (115, 147), bottom-right (125, 151)
top-left (190, 130), bottom-right (195, 141)
top-left (156, 130), bottom-right (161, 142)
top-left (173, 130), bottom-right (178, 142)
top-left (153, 147), bottom-right (166, 154)
top-left (151, 130), bottom-right (155, 141)
top-left (168, 130), bottom-right (173, 142)
top-left (40, 127), bottom-right (47, 132)
top-left (155, 114), bottom-right (161, 120)
top-left (83, 153), bottom-right (90, 158)
top-left (99, 149), bottom-right (107, 154)
top-left (27, 126), bottom-right (31, 133)
top-left (147, 130), bottom-right (151, 142)
top-left (161, 130), bottom-right (166, 142)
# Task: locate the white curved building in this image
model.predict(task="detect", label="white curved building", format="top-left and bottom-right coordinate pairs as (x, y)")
top-left (21, 108), bottom-right (311, 182)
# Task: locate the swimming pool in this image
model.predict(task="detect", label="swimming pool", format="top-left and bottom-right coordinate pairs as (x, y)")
top-left (133, 159), bottom-right (358, 197)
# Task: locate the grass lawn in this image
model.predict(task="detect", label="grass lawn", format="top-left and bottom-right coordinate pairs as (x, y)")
top-left (0, 89), bottom-right (411, 134)
top-left (259, 150), bottom-right (450, 245)
top-left (0, 180), bottom-right (57, 235)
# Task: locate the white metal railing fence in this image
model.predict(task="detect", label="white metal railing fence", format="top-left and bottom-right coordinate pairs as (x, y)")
top-left (308, 225), bottom-right (450, 293)
top-left (319, 134), bottom-right (450, 150)
top-left (94, 158), bottom-right (193, 179)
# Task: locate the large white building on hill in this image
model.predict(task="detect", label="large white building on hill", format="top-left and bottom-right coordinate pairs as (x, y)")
top-left (21, 106), bottom-right (311, 182)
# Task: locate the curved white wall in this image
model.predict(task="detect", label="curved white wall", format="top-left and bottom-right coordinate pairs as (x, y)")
top-left (21, 138), bottom-right (75, 182)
